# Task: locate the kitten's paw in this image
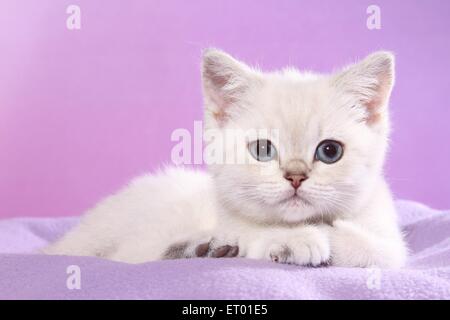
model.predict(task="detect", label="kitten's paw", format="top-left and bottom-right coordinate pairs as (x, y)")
top-left (163, 236), bottom-right (239, 259)
top-left (329, 220), bottom-right (407, 268)
top-left (266, 234), bottom-right (330, 266)
top-left (247, 226), bottom-right (331, 266)
top-left (163, 235), bottom-right (212, 259)
top-left (267, 244), bottom-right (293, 264)
top-left (197, 242), bottom-right (239, 258)
top-left (194, 238), bottom-right (239, 258)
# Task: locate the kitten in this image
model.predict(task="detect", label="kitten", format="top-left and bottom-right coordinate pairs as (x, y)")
top-left (44, 49), bottom-right (407, 268)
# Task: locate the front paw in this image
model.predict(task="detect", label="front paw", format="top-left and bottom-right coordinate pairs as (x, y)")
top-left (268, 235), bottom-right (330, 266)
top-left (247, 226), bottom-right (331, 266)
top-left (329, 220), bottom-right (407, 268)
top-left (163, 236), bottom-right (239, 259)
top-left (195, 241), bottom-right (240, 258)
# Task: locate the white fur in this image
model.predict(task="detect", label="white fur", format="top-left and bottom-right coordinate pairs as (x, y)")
top-left (44, 49), bottom-right (407, 268)
top-left (44, 168), bottom-right (217, 263)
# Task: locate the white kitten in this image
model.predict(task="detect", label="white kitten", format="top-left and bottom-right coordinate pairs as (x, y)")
top-left (44, 49), bottom-right (407, 268)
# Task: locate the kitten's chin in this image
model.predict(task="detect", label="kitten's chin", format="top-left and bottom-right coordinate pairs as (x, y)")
top-left (276, 195), bottom-right (319, 223)
top-left (218, 188), bottom-right (329, 225)
top-left (279, 193), bottom-right (312, 207)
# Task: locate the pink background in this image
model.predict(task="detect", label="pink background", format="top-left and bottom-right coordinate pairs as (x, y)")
top-left (1, 0), bottom-right (449, 218)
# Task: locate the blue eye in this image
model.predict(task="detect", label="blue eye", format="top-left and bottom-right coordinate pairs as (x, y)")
top-left (248, 139), bottom-right (278, 162)
top-left (315, 140), bottom-right (344, 164)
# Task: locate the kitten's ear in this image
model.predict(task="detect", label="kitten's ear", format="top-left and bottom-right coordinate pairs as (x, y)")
top-left (332, 51), bottom-right (395, 125)
top-left (202, 49), bottom-right (260, 128)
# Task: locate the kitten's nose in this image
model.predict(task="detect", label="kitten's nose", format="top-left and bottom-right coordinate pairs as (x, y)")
top-left (284, 173), bottom-right (308, 189)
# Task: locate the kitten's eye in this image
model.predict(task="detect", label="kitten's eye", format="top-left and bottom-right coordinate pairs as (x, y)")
top-left (315, 140), bottom-right (343, 164)
top-left (248, 139), bottom-right (278, 162)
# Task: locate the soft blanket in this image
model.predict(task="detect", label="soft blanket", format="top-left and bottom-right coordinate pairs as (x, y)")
top-left (0, 200), bottom-right (449, 299)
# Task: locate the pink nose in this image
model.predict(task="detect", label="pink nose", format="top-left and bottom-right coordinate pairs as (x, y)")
top-left (284, 173), bottom-right (308, 189)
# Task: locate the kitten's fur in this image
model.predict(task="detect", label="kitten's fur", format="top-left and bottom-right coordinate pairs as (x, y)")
top-left (44, 49), bottom-right (407, 268)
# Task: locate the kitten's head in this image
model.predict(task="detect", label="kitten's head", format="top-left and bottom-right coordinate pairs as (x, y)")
top-left (202, 49), bottom-right (394, 224)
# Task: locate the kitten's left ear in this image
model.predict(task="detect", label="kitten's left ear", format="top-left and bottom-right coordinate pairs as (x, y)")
top-left (332, 51), bottom-right (395, 125)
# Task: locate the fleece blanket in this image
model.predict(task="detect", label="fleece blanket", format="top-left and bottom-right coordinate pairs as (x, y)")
top-left (0, 200), bottom-right (449, 300)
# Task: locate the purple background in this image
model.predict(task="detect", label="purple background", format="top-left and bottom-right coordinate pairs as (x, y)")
top-left (0, 0), bottom-right (449, 218)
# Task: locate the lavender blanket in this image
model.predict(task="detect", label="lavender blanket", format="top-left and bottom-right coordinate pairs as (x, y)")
top-left (0, 200), bottom-right (449, 300)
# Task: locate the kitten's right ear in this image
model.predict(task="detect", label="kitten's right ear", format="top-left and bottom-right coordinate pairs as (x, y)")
top-left (202, 49), bottom-right (260, 128)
